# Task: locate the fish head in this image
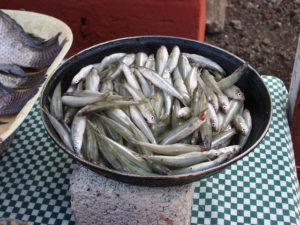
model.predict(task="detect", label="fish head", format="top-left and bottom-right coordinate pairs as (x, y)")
top-left (145, 112), bottom-right (157, 124)
top-left (211, 119), bottom-right (219, 132)
top-left (221, 102), bottom-right (229, 112)
top-left (234, 88), bottom-right (245, 100)
top-left (240, 123), bottom-right (249, 135)
top-left (73, 139), bottom-right (82, 155)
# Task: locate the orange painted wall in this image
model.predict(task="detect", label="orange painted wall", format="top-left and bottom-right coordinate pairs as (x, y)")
top-left (1, 0), bottom-right (206, 57)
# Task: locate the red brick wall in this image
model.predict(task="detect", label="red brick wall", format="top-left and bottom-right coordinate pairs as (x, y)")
top-left (1, 0), bottom-right (206, 56)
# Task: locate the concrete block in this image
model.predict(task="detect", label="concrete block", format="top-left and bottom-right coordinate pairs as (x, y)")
top-left (70, 165), bottom-right (195, 225)
top-left (206, 0), bottom-right (227, 33)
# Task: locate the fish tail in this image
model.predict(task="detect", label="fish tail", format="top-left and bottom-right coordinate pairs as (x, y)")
top-left (30, 37), bottom-right (68, 68)
top-left (36, 32), bottom-right (61, 48)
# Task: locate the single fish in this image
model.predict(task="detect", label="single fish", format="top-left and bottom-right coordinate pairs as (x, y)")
top-left (129, 105), bottom-right (157, 144)
top-left (207, 102), bottom-right (219, 132)
top-left (0, 70), bottom-right (46, 89)
top-left (50, 81), bottom-right (63, 120)
top-left (159, 112), bottom-right (206, 144)
top-left (165, 45), bottom-right (180, 73)
top-left (71, 65), bottom-right (93, 85)
top-left (161, 69), bottom-right (173, 119)
top-left (172, 152), bottom-right (230, 175)
top-left (217, 63), bottom-right (248, 90)
top-left (191, 86), bottom-right (202, 116)
top-left (211, 128), bottom-right (236, 149)
top-left (91, 118), bottom-right (124, 171)
top-left (144, 54), bottom-right (156, 70)
top-left (151, 89), bottom-right (164, 121)
top-left (94, 52), bottom-right (126, 73)
top-left (42, 107), bottom-right (73, 150)
top-left (223, 85), bottom-right (245, 101)
top-left (78, 100), bottom-right (142, 114)
top-left (233, 114), bottom-right (249, 135)
top-left (143, 150), bottom-right (221, 168)
top-left (85, 68), bottom-right (100, 91)
top-left (71, 111), bottom-right (86, 154)
top-left (0, 86), bottom-right (38, 116)
top-left (185, 66), bottom-right (198, 96)
top-left (133, 141), bottom-right (206, 156)
top-left (61, 94), bottom-right (110, 107)
top-left (171, 99), bottom-right (183, 128)
top-left (183, 52), bottom-right (225, 75)
top-left (178, 54), bottom-right (192, 80)
top-left (197, 75), bottom-right (219, 112)
top-left (172, 67), bottom-right (190, 104)
top-left (221, 100), bottom-right (243, 131)
top-left (138, 67), bottom-right (187, 106)
top-left (238, 108), bottom-right (252, 147)
top-left (133, 68), bottom-right (151, 97)
top-left (0, 10), bottom-right (67, 68)
top-left (121, 63), bottom-right (141, 90)
top-left (123, 83), bottom-right (157, 124)
top-left (156, 45), bottom-right (168, 75)
top-left (85, 123), bottom-right (100, 163)
top-left (108, 53), bottom-right (136, 80)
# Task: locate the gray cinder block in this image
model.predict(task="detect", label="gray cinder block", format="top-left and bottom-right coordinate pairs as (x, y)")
top-left (70, 165), bottom-right (195, 225)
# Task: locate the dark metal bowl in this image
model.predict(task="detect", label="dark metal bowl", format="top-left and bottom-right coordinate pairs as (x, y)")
top-left (40, 36), bottom-right (272, 186)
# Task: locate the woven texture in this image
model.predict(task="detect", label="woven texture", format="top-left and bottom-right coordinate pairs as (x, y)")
top-left (0, 76), bottom-right (299, 225)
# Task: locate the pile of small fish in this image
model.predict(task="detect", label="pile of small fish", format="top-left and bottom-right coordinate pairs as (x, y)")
top-left (0, 10), bottom-right (66, 124)
top-left (45, 45), bottom-right (252, 176)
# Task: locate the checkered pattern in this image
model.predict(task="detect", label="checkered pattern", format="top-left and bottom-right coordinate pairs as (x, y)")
top-left (191, 76), bottom-right (300, 225)
top-left (0, 76), bottom-right (299, 225)
top-left (0, 107), bottom-right (76, 225)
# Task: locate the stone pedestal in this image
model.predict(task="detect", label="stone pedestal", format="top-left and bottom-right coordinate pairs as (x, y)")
top-left (70, 165), bottom-right (195, 225)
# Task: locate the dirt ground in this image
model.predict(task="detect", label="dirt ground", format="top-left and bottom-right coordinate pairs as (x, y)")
top-left (204, 0), bottom-right (300, 88)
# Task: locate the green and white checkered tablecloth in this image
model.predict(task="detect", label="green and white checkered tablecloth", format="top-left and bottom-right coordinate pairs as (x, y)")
top-left (0, 76), bottom-right (299, 225)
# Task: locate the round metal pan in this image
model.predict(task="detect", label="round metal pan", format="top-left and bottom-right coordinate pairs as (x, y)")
top-left (40, 36), bottom-right (272, 186)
